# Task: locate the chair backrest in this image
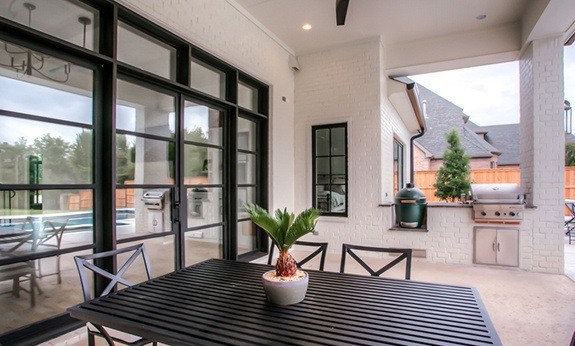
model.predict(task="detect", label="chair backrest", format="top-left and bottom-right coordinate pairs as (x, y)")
top-left (267, 241), bottom-right (329, 270)
top-left (566, 202), bottom-right (575, 217)
top-left (74, 243), bottom-right (152, 302)
top-left (340, 244), bottom-right (412, 280)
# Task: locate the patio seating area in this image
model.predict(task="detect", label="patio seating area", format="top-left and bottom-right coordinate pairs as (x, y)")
top-left (33, 239), bottom-right (575, 346)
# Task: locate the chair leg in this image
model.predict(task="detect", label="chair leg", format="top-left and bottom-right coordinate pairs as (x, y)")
top-left (56, 254), bottom-right (62, 284)
top-left (12, 278), bottom-right (20, 298)
top-left (30, 273), bottom-right (36, 308)
top-left (87, 332), bottom-right (95, 346)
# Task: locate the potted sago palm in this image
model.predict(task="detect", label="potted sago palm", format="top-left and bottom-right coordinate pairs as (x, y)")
top-left (244, 204), bottom-right (321, 305)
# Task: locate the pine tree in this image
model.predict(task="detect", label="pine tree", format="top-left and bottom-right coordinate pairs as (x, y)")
top-left (434, 129), bottom-right (471, 202)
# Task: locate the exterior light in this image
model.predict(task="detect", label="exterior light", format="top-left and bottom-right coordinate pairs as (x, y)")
top-left (302, 24), bottom-right (312, 30)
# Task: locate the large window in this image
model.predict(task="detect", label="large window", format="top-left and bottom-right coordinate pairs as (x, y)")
top-left (0, 39), bottom-right (95, 333)
top-left (312, 123), bottom-right (348, 216)
top-left (0, 2), bottom-right (269, 343)
top-left (393, 139), bottom-right (404, 195)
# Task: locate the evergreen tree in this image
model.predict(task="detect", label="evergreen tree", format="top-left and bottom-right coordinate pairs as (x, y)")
top-left (433, 129), bottom-right (471, 202)
top-left (566, 142), bottom-right (575, 166)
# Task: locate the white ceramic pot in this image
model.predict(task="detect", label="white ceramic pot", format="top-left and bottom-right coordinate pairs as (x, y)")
top-left (261, 270), bottom-right (309, 305)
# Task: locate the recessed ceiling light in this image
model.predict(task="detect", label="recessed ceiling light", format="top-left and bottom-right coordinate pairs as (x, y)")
top-left (476, 14), bottom-right (487, 20)
top-left (302, 24), bottom-right (312, 30)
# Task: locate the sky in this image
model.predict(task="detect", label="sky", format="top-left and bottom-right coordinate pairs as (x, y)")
top-left (410, 44), bottom-right (575, 127)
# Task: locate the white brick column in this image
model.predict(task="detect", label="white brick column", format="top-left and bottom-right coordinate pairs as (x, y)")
top-left (519, 36), bottom-right (565, 273)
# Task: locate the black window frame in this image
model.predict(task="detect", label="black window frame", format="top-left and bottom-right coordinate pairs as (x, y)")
top-left (0, 0), bottom-right (270, 343)
top-left (393, 138), bottom-right (404, 195)
top-left (312, 123), bottom-right (348, 217)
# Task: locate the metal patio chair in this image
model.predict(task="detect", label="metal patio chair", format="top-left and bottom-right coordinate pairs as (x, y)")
top-left (36, 217), bottom-right (68, 284)
top-left (565, 201), bottom-right (575, 245)
top-left (340, 244), bottom-right (412, 280)
top-left (0, 261), bottom-right (40, 308)
top-left (74, 244), bottom-right (157, 346)
top-left (268, 241), bottom-right (329, 271)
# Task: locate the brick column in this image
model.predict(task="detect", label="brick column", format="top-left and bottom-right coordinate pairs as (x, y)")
top-left (520, 36), bottom-right (565, 273)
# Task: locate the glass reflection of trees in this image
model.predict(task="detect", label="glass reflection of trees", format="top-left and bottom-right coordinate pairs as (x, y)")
top-left (0, 132), bottom-right (92, 185)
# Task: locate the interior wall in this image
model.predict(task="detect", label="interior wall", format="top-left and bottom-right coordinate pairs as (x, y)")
top-left (293, 38), bottom-right (413, 251)
top-left (116, 0), bottom-right (296, 210)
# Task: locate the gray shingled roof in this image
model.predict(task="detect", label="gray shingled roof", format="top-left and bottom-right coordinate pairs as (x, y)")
top-left (480, 124), bottom-right (520, 166)
top-left (414, 84), bottom-right (498, 159)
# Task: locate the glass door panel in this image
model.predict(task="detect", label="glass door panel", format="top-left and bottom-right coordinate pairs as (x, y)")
top-left (183, 100), bottom-right (224, 261)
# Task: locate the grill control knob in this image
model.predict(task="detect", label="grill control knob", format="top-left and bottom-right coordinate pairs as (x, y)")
top-left (494, 211), bottom-right (501, 216)
top-left (509, 212), bottom-right (516, 217)
top-left (481, 211), bottom-right (487, 216)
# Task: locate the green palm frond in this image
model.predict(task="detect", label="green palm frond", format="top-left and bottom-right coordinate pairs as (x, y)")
top-left (284, 208), bottom-right (321, 246)
top-left (243, 204), bottom-right (321, 252)
top-left (244, 204), bottom-right (284, 248)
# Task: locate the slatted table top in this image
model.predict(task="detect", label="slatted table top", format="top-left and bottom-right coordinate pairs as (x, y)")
top-left (68, 258), bottom-right (501, 346)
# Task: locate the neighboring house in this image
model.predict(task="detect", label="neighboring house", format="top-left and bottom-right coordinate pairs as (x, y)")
top-left (414, 83), bottom-right (575, 170)
top-left (413, 84), bottom-right (500, 171)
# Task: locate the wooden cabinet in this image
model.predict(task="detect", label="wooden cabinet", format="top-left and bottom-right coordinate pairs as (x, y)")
top-left (474, 227), bottom-right (519, 267)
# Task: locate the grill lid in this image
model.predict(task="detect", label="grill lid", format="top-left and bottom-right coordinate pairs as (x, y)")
top-left (471, 183), bottom-right (525, 204)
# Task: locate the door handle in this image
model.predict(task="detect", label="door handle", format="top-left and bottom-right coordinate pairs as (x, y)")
top-left (492, 242), bottom-right (496, 251)
top-left (497, 242), bottom-right (501, 252)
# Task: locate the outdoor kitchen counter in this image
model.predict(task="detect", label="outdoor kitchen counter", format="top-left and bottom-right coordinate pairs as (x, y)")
top-left (379, 202), bottom-right (472, 208)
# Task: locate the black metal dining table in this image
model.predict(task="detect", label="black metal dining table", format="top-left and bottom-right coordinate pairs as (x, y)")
top-left (68, 258), bottom-right (501, 346)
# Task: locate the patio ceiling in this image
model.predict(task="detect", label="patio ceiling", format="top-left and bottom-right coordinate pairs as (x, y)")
top-left (231, 0), bottom-right (575, 76)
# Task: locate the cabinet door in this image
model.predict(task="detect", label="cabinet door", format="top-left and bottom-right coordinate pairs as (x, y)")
top-left (496, 228), bottom-right (519, 266)
top-left (474, 228), bottom-right (497, 265)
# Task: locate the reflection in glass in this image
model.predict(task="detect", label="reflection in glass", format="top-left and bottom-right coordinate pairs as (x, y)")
top-left (184, 145), bottom-right (222, 184)
top-left (0, 1), bottom-right (99, 51)
top-left (331, 127), bottom-right (346, 155)
top-left (115, 188), bottom-right (171, 240)
top-left (187, 188), bottom-right (222, 228)
top-left (0, 250), bottom-right (90, 334)
top-left (238, 221), bottom-right (257, 255)
top-left (117, 22), bottom-right (176, 80)
top-left (0, 118), bottom-right (92, 184)
top-left (184, 102), bottom-right (222, 145)
top-left (118, 235), bottom-right (175, 279)
top-left (0, 189), bottom-right (94, 259)
top-left (238, 153), bottom-right (256, 185)
top-left (237, 187), bottom-right (256, 218)
top-left (238, 118), bottom-right (256, 151)
top-left (0, 42), bottom-right (93, 124)
top-left (191, 59), bottom-right (226, 99)
top-left (315, 185), bottom-right (346, 214)
top-left (316, 158), bottom-right (330, 184)
top-left (238, 82), bottom-right (258, 111)
top-left (116, 134), bottom-right (174, 185)
top-left (185, 226), bottom-right (222, 266)
top-left (331, 157), bottom-right (346, 184)
top-left (315, 129), bottom-right (329, 156)
top-left (116, 79), bottom-right (175, 138)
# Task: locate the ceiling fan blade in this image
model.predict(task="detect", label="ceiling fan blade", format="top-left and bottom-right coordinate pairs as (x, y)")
top-left (336, 0), bottom-right (349, 26)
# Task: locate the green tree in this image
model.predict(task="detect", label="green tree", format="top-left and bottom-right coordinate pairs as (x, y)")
top-left (566, 143), bottom-right (575, 166)
top-left (0, 138), bottom-right (29, 184)
top-left (70, 131), bottom-right (93, 183)
top-left (433, 129), bottom-right (471, 202)
top-left (116, 134), bottom-right (135, 184)
top-left (33, 134), bottom-right (73, 184)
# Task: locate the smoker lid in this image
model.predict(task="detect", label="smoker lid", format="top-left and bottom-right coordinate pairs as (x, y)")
top-left (143, 189), bottom-right (167, 199)
top-left (471, 183), bottom-right (525, 203)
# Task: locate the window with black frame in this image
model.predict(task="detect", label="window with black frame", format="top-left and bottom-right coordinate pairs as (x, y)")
top-left (312, 123), bottom-right (348, 216)
top-left (0, 0), bottom-right (269, 341)
top-left (393, 139), bottom-right (404, 195)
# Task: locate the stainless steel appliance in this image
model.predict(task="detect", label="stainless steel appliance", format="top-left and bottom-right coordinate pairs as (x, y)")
top-left (471, 183), bottom-right (525, 223)
top-left (471, 183), bottom-right (525, 267)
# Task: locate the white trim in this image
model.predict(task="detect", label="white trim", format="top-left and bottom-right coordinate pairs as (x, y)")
top-left (225, 0), bottom-right (295, 56)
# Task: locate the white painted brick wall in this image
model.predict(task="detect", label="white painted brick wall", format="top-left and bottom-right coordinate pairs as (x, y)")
top-left (520, 36), bottom-right (565, 274)
top-left (294, 38), bottom-right (415, 251)
top-left (117, 0), bottom-right (296, 210)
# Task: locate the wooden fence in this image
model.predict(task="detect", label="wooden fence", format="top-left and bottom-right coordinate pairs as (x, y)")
top-left (415, 167), bottom-right (575, 215)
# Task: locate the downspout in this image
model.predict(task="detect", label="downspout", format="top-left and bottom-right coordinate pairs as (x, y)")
top-left (405, 82), bottom-right (426, 184)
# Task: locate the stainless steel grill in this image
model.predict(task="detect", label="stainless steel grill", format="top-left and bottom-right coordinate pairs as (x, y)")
top-left (471, 183), bottom-right (525, 223)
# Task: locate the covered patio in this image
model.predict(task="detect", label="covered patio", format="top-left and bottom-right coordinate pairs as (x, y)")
top-left (1, 0), bottom-right (575, 344)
